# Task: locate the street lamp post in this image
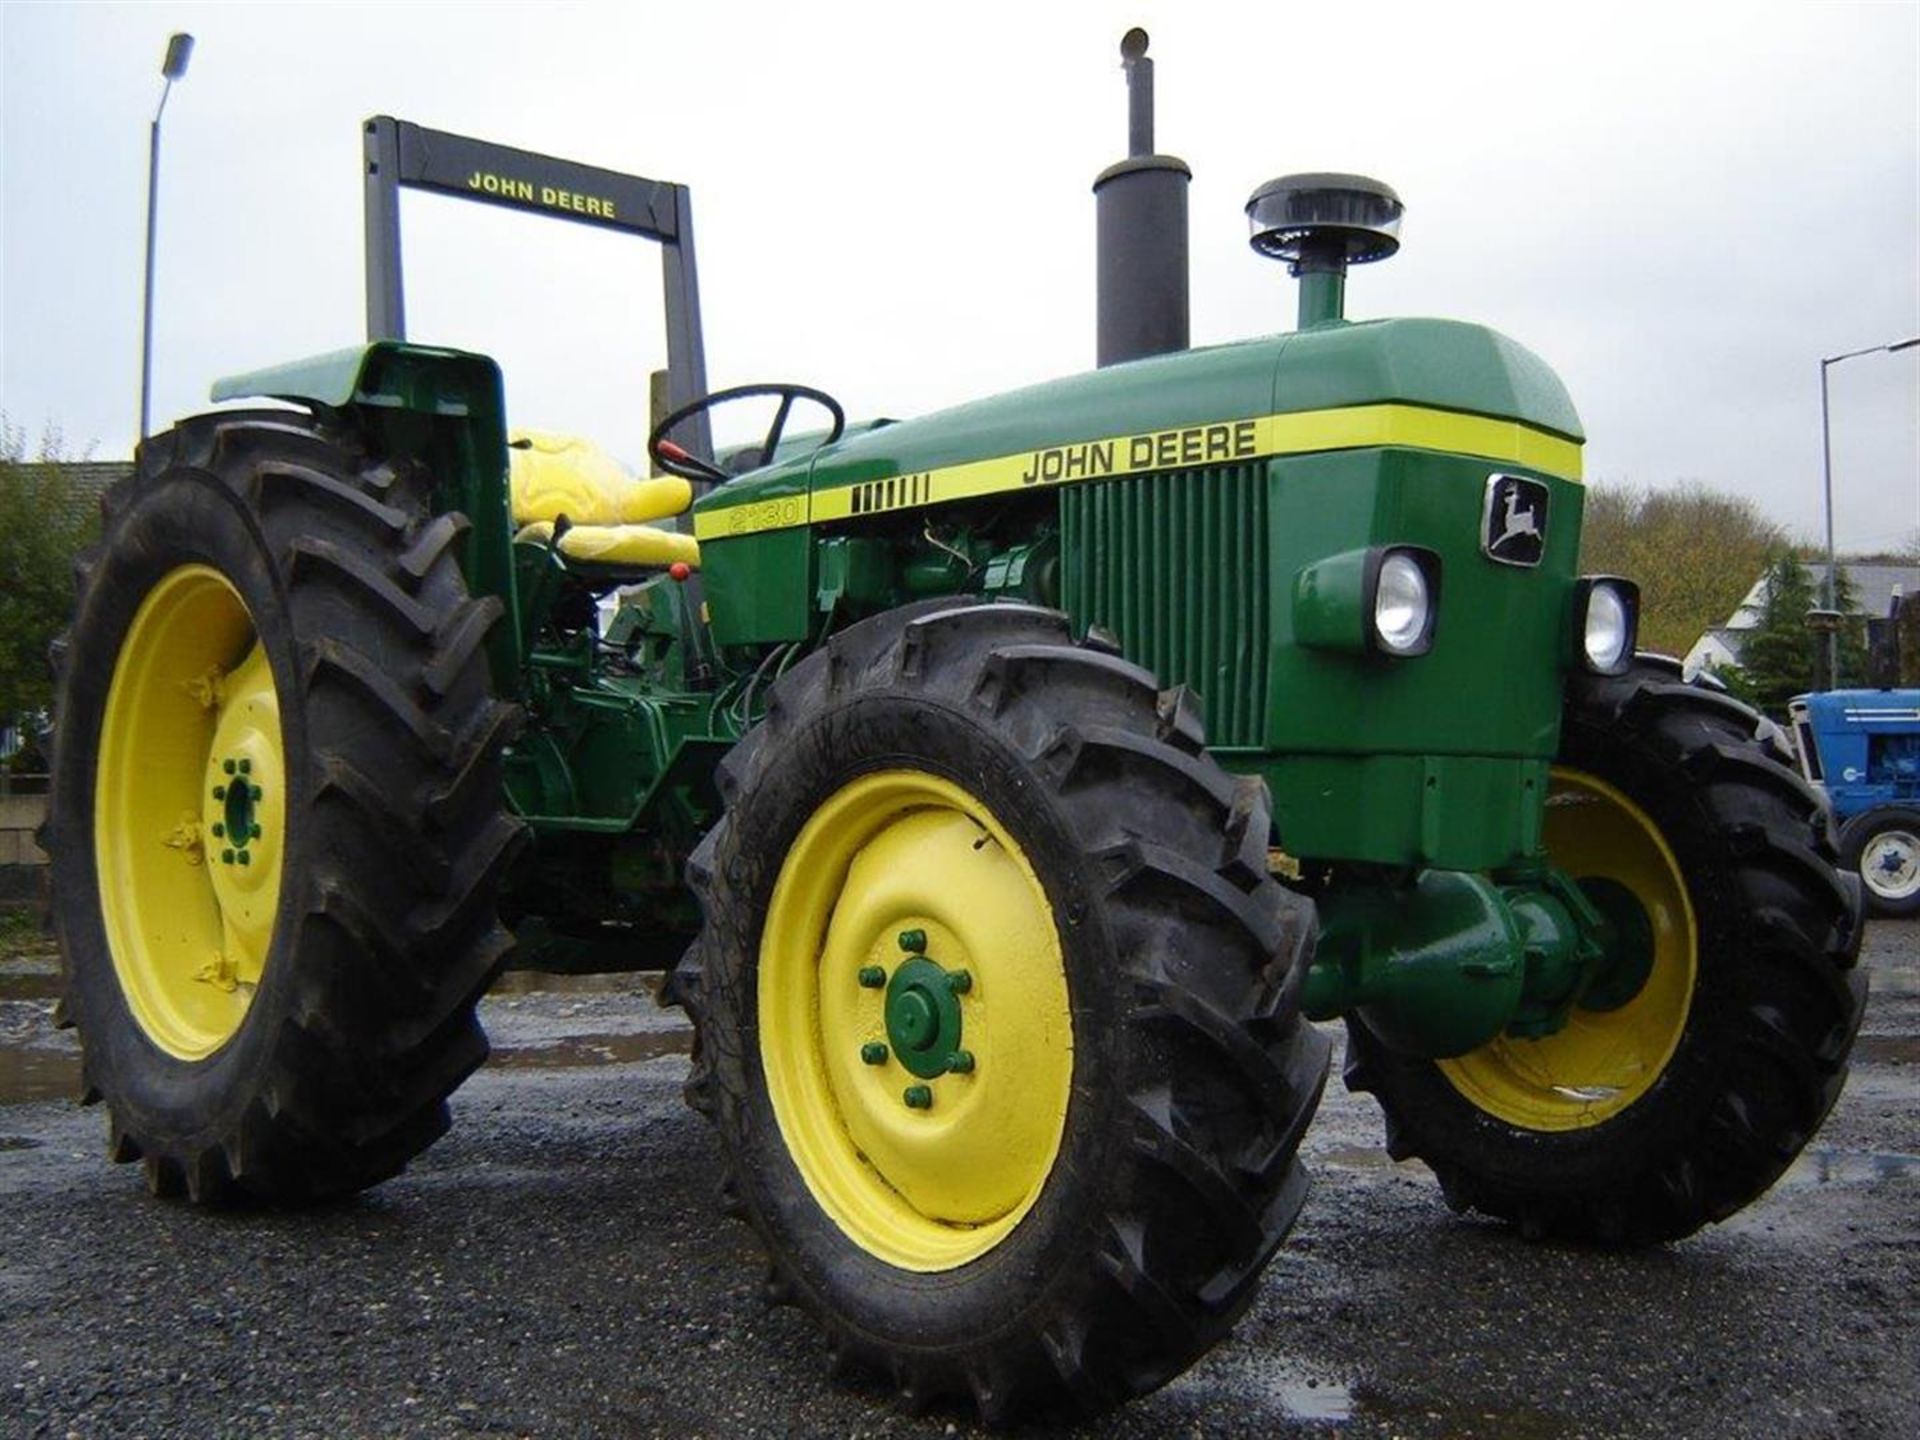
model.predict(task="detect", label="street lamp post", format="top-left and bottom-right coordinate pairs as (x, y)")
top-left (1818, 334), bottom-right (1920, 687)
top-left (138, 33), bottom-right (195, 445)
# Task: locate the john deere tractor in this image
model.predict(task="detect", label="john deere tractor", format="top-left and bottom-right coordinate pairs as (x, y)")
top-left (46, 35), bottom-right (1864, 1422)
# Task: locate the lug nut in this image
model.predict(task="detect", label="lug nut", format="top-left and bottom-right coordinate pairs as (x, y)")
top-left (947, 970), bottom-right (973, 995)
top-left (861, 1043), bottom-right (888, 1066)
top-left (903, 1085), bottom-right (933, 1110)
top-left (857, 965), bottom-right (887, 989)
top-left (897, 929), bottom-right (927, 953)
top-left (947, 1049), bottom-right (975, 1074)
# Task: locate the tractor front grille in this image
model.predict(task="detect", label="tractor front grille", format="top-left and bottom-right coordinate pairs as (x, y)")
top-left (1060, 463), bottom-right (1270, 748)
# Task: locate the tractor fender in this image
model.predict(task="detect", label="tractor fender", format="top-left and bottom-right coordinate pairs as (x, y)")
top-left (208, 342), bottom-right (522, 682)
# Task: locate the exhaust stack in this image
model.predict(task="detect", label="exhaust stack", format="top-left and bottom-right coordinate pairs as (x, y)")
top-left (1093, 29), bottom-right (1190, 367)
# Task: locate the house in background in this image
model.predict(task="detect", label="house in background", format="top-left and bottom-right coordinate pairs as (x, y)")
top-left (1, 463), bottom-right (130, 754)
top-left (1, 461), bottom-right (131, 896)
top-left (15, 460), bottom-right (130, 528)
top-left (1683, 562), bottom-right (1920, 679)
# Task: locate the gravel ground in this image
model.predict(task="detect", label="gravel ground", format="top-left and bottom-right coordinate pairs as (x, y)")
top-left (1, 919), bottom-right (1914, 1440)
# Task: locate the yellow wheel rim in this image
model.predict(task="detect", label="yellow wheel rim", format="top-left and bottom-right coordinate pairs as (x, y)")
top-left (1438, 767), bottom-right (1696, 1131)
top-left (759, 770), bottom-right (1073, 1272)
top-left (93, 564), bottom-right (286, 1060)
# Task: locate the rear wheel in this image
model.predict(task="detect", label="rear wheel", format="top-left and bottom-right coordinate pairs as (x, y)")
top-left (46, 411), bottom-right (521, 1201)
top-left (1346, 662), bottom-right (1865, 1244)
top-left (669, 600), bottom-right (1327, 1419)
top-left (1838, 806), bottom-right (1920, 917)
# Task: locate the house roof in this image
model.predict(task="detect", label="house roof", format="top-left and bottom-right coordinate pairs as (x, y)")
top-left (1806, 563), bottom-right (1920, 618)
top-left (1715, 562), bottom-right (1920, 635)
top-left (10, 462), bottom-right (130, 526)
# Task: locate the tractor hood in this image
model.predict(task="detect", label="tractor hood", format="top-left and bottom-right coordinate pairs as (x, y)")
top-left (694, 319), bottom-right (1582, 538)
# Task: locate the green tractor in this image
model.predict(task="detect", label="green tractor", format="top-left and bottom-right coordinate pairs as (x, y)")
top-left (46, 35), bottom-right (1864, 1423)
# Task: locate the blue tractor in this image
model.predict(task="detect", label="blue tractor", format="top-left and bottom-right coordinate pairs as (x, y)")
top-left (1790, 689), bottom-right (1920, 915)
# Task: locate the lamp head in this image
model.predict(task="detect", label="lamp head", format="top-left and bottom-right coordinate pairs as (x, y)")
top-left (162, 33), bottom-right (194, 81)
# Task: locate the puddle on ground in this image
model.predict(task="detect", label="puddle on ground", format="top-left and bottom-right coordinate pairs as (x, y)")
top-left (486, 1031), bottom-right (691, 1070)
top-left (1205, 1355), bottom-right (1360, 1426)
top-left (1314, 1144), bottom-right (1431, 1175)
top-left (1274, 1377), bottom-right (1356, 1422)
top-left (1780, 1146), bottom-right (1920, 1187)
top-left (1364, 1395), bottom-right (1571, 1440)
top-left (1319, 1140), bottom-right (1917, 1193)
top-left (1220, 1346), bottom-right (1588, 1437)
top-left (0, 1048), bottom-right (80, 1106)
top-left (488, 970), bottom-right (661, 996)
top-left (0, 1028), bottom-right (693, 1104)
top-left (0, 973), bottom-right (61, 1002)
top-left (1854, 1034), bottom-right (1920, 1065)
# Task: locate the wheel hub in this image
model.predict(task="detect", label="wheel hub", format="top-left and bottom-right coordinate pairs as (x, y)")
top-left (94, 565), bottom-right (284, 1059)
top-left (1575, 876), bottom-right (1656, 1011)
top-left (882, 955), bottom-right (970, 1081)
top-left (215, 760), bottom-right (257, 860)
top-left (201, 642), bottom-right (284, 980)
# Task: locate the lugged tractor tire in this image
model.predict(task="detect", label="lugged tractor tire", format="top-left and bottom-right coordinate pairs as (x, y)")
top-left (43, 409), bottom-right (522, 1203)
top-left (1837, 805), bottom-right (1920, 918)
top-left (666, 599), bottom-right (1329, 1421)
top-left (1345, 658), bottom-right (1866, 1246)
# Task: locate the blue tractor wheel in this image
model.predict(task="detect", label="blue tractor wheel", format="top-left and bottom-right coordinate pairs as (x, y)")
top-left (1839, 806), bottom-right (1920, 917)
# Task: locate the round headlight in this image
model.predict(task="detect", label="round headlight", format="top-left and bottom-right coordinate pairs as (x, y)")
top-left (1374, 551), bottom-right (1433, 655)
top-left (1584, 583), bottom-right (1632, 671)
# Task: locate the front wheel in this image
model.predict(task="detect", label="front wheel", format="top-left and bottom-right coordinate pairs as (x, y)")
top-left (668, 601), bottom-right (1328, 1420)
top-left (1838, 805), bottom-right (1920, 917)
top-left (1346, 661), bottom-right (1865, 1245)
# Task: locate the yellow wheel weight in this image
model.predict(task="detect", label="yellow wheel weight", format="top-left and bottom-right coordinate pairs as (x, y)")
top-left (758, 771), bottom-right (1073, 1272)
top-left (1437, 768), bottom-right (1698, 1131)
top-left (93, 565), bottom-right (286, 1060)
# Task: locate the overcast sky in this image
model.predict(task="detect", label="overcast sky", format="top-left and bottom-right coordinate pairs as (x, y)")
top-left (4, 1), bottom-right (1916, 552)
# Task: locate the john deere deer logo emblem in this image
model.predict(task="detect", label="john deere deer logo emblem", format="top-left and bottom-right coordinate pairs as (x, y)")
top-left (1482, 474), bottom-right (1550, 567)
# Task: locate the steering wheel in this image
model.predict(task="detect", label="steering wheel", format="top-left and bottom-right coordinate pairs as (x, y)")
top-left (648, 383), bottom-right (846, 484)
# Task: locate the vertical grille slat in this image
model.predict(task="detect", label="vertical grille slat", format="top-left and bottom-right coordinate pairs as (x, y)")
top-left (1060, 463), bottom-right (1270, 747)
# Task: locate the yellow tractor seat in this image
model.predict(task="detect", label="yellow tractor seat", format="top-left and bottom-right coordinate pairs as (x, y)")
top-left (508, 429), bottom-right (700, 570)
top-left (515, 519), bottom-right (700, 570)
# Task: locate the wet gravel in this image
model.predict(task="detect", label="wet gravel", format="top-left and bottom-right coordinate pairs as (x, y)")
top-left (1, 923), bottom-right (1914, 1439)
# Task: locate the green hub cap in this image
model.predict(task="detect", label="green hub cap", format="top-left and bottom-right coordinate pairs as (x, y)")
top-left (884, 955), bottom-right (969, 1080)
top-left (213, 756), bottom-right (262, 866)
top-left (1576, 876), bottom-right (1657, 1012)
